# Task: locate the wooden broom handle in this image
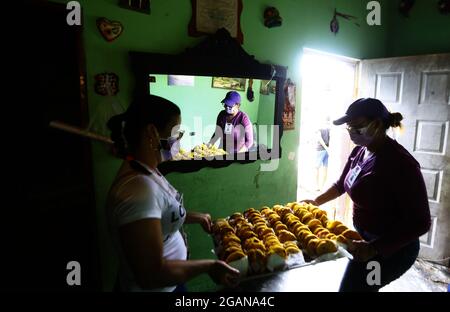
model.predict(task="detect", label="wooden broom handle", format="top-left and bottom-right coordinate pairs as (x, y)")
top-left (49, 120), bottom-right (114, 145)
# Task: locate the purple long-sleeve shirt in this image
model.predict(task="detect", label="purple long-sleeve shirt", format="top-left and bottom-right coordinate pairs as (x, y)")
top-left (334, 137), bottom-right (431, 257)
top-left (215, 110), bottom-right (253, 152)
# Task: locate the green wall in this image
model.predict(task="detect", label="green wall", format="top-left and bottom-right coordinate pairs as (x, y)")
top-left (51, 0), bottom-right (448, 291)
top-left (386, 0), bottom-right (450, 57)
top-left (150, 75), bottom-right (265, 150)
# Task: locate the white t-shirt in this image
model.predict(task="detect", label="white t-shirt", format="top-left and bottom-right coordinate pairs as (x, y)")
top-left (106, 160), bottom-right (187, 292)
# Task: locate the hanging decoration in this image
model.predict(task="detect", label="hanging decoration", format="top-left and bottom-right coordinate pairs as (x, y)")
top-left (330, 9), bottom-right (360, 35)
top-left (96, 18), bottom-right (124, 42)
top-left (264, 7), bottom-right (282, 28)
top-left (246, 79), bottom-right (254, 102)
top-left (438, 0), bottom-right (450, 14)
top-left (283, 79), bottom-right (296, 131)
top-left (399, 0), bottom-right (415, 17)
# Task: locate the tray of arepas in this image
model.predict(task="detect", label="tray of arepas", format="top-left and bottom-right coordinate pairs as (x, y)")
top-left (211, 202), bottom-right (361, 279)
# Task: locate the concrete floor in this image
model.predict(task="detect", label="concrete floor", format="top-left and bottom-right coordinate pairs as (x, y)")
top-left (380, 258), bottom-right (449, 292)
top-left (220, 257), bottom-right (449, 292)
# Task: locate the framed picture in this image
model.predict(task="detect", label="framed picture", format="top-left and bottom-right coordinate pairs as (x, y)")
top-left (212, 77), bottom-right (246, 91)
top-left (119, 0), bottom-right (151, 15)
top-left (188, 0), bottom-right (244, 44)
top-left (168, 75), bottom-right (195, 87)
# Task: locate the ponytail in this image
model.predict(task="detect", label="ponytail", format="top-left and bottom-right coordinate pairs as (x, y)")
top-left (387, 112), bottom-right (403, 129)
top-left (107, 94), bottom-right (181, 158)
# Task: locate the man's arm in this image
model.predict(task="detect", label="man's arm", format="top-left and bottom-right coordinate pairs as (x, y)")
top-left (317, 130), bottom-right (329, 152)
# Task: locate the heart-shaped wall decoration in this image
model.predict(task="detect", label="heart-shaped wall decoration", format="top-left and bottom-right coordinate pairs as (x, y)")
top-left (96, 18), bottom-right (123, 42)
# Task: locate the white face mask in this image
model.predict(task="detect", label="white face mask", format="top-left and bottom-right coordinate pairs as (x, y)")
top-left (160, 140), bottom-right (181, 161)
top-left (348, 126), bottom-right (373, 146)
top-left (225, 105), bottom-right (238, 115)
top-left (159, 133), bottom-right (182, 161)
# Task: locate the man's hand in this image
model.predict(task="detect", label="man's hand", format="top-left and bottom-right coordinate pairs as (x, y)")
top-left (347, 240), bottom-right (378, 262)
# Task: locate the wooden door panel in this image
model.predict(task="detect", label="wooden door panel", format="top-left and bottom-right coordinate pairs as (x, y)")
top-left (360, 54), bottom-right (450, 262)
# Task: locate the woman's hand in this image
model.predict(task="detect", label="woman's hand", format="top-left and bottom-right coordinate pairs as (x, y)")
top-left (186, 212), bottom-right (212, 233)
top-left (299, 199), bottom-right (319, 206)
top-left (208, 260), bottom-right (240, 288)
top-left (347, 240), bottom-right (378, 262)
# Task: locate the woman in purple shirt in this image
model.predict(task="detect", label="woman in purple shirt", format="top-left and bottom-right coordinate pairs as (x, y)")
top-left (303, 98), bottom-right (431, 292)
top-left (210, 91), bottom-right (254, 153)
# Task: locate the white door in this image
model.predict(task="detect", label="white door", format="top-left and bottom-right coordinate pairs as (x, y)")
top-left (359, 54), bottom-right (450, 262)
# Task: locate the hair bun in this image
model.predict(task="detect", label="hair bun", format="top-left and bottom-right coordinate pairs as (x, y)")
top-left (389, 112), bottom-right (403, 128)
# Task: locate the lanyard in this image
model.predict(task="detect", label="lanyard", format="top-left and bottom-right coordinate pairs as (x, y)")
top-left (129, 160), bottom-right (178, 199)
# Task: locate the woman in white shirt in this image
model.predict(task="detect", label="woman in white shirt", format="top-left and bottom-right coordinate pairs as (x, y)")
top-left (106, 94), bottom-right (239, 291)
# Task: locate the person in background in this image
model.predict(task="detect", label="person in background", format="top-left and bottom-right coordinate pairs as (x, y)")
top-left (210, 91), bottom-right (254, 153)
top-left (106, 94), bottom-right (240, 292)
top-left (315, 117), bottom-right (331, 191)
top-left (301, 98), bottom-right (431, 292)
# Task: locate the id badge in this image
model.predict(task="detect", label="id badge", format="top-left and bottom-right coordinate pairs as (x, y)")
top-left (224, 123), bottom-right (233, 135)
top-left (346, 165), bottom-right (362, 188)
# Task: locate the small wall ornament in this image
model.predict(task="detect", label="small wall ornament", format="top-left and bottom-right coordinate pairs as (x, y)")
top-left (264, 7), bottom-right (282, 28)
top-left (95, 73), bottom-right (119, 96)
top-left (96, 18), bottom-right (124, 42)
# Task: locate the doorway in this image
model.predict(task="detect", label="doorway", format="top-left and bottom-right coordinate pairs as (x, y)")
top-left (297, 49), bottom-right (359, 227)
top-left (3, 2), bottom-right (100, 290)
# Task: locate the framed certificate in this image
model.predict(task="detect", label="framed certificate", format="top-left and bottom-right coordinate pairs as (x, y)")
top-left (188, 0), bottom-right (244, 44)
